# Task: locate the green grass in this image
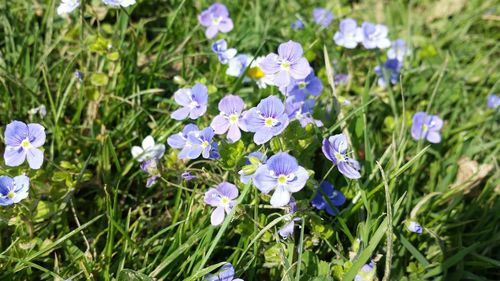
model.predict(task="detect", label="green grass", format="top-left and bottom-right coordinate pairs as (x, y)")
top-left (0, 0), bottom-right (499, 280)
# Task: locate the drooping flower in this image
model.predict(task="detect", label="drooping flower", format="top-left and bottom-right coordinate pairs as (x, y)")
top-left (374, 58), bottom-right (402, 87)
top-left (242, 96), bottom-right (289, 145)
top-left (211, 95), bottom-right (246, 143)
top-left (411, 112), bottom-right (443, 143)
top-left (28, 105), bottom-right (47, 119)
top-left (322, 134), bottom-right (361, 179)
top-left (253, 152), bottom-right (309, 207)
top-left (333, 18), bottom-right (363, 49)
top-left (212, 39), bottom-right (237, 64)
top-left (4, 121), bottom-right (46, 170)
top-left (355, 260), bottom-right (377, 281)
top-left (0, 175), bottom-right (30, 206)
top-left (286, 71), bottom-right (323, 101)
top-left (360, 22), bottom-right (391, 49)
top-left (312, 8), bottom-right (334, 28)
top-left (140, 159), bottom-right (161, 188)
top-left (238, 152), bottom-right (268, 184)
top-left (198, 3), bottom-right (234, 39)
top-left (387, 39), bottom-right (411, 62)
top-left (278, 197), bottom-right (300, 238)
top-left (285, 97), bottom-right (323, 128)
top-left (334, 73), bottom-right (350, 85)
top-left (171, 84), bottom-right (208, 120)
top-left (407, 221), bottom-right (423, 234)
top-left (204, 182), bottom-right (239, 226)
top-left (487, 94), bottom-right (500, 110)
top-left (226, 54), bottom-right (251, 77)
top-left (291, 19), bottom-right (305, 30)
top-left (202, 263), bottom-right (243, 281)
top-left (259, 41), bottom-right (312, 87)
top-left (311, 181), bottom-right (346, 215)
top-left (181, 171), bottom-right (196, 181)
top-left (167, 124), bottom-right (199, 150)
top-left (248, 57), bottom-right (274, 88)
top-left (57, 0), bottom-right (80, 15)
top-left (131, 135), bottom-right (165, 162)
top-left (179, 127), bottom-right (216, 159)
top-left (102, 0), bottom-right (136, 7)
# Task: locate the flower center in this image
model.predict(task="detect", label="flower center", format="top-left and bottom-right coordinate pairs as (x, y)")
top-left (201, 141), bottom-right (209, 148)
top-left (189, 101), bottom-right (199, 109)
top-left (248, 67), bottom-right (265, 79)
top-left (281, 61), bottom-right (291, 70)
top-left (21, 139), bottom-right (31, 148)
top-left (7, 191), bottom-right (15, 199)
top-left (298, 82), bottom-right (306, 89)
top-left (277, 175), bottom-right (287, 184)
top-left (264, 117), bottom-right (277, 127)
top-left (422, 124), bottom-right (429, 132)
top-left (212, 16), bottom-right (222, 24)
top-left (335, 152), bottom-right (344, 162)
top-left (228, 114), bottom-right (239, 124)
top-left (220, 196), bottom-right (230, 206)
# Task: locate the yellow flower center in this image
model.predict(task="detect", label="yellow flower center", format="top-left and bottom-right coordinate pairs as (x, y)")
top-left (221, 197), bottom-right (230, 205)
top-left (189, 101), bottom-right (199, 109)
top-left (277, 175), bottom-right (287, 184)
top-left (21, 139), bottom-right (31, 148)
top-left (422, 124), bottom-right (428, 131)
top-left (201, 141), bottom-right (209, 148)
top-left (335, 152), bottom-right (344, 162)
top-left (7, 191), bottom-right (15, 199)
top-left (264, 117), bottom-right (276, 127)
top-left (298, 82), bottom-right (306, 89)
top-left (228, 114), bottom-right (239, 124)
top-left (248, 67), bottom-right (265, 79)
top-left (281, 61), bottom-right (291, 70)
top-left (212, 17), bottom-right (222, 24)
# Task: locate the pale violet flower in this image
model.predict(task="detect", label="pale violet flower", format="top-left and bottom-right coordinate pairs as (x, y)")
top-left (238, 152), bottom-right (267, 184)
top-left (407, 221), bottom-right (423, 234)
top-left (226, 54), bottom-right (251, 77)
top-left (204, 182), bottom-right (239, 226)
top-left (102, 0), bottom-right (136, 7)
top-left (198, 3), bottom-right (234, 39)
top-left (322, 134), bottom-right (361, 179)
top-left (4, 121), bottom-right (46, 170)
top-left (333, 18), bottom-right (363, 49)
top-left (131, 136), bottom-right (165, 162)
top-left (0, 175), bottom-right (30, 206)
top-left (210, 95), bottom-right (246, 143)
top-left (57, 0), bottom-right (80, 16)
top-left (387, 39), bottom-right (411, 62)
top-left (171, 84), bottom-right (208, 120)
top-left (212, 39), bottom-right (237, 64)
top-left (360, 22), bottom-right (391, 49)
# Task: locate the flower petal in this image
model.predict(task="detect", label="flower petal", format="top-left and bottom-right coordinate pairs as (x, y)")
top-left (142, 136), bottom-right (155, 150)
top-left (253, 165), bottom-right (277, 194)
top-left (270, 186), bottom-right (291, 207)
top-left (286, 166), bottom-right (308, 192)
top-left (210, 115), bottom-right (230, 134)
top-left (26, 148), bottom-right (44, 169)
top-left (27, 123), bottom-right (46, 147)
top-left (4, 147), bottom-right (26, 167)
top-left (278, 41), bottom-right (303, 62)
top-left (217, 182), bottom-right (239, 199)
top-left (211, 206), bottom-right (225, 226)
top-left (171, 107), bottom-right (191, 120)
top-left (5, 121), bottom-right (28, 147)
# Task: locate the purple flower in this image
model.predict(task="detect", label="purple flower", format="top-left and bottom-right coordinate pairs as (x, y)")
top-left (204, 182), bottom-right (239, 226)
top-left (487, 94), bottom-right (500, 110)
top-left (287, 71), bottom-right (323, 101)
top-left (387, 39), bottom-right (411, 62)
top-left (131, 135), bottom-right (165, 162)
top-left (171, 84), bottom-right (208, 120)
top-left (291, 19), bottom-right (304, 30)
top-left (57, 0), bottom-right (80, 16)
top-left (355, 260), bottom-right (376, 281)
top-left (178, 127), bottom-right (216, 159)
top-left (212, 39), bottom-right (237, 64)
top-left (4, 121), bottom-right (45, 169)
top-left (360, 22), bottom-right (391, 49)
top-left (278, 197), bottom-right (300, 238)
top-left (333, 18), bottom-right (363, 49)
top-left (285, 98), bottom-right (323, 128)
top-left (407, 221), bottom-right (423, 234)
top-left (313, 8), bottom-right (334, 28)
top-left (0, 175), bottom-right (30, 206)
top-left (202, 263), bottom-right (243, 281)
top-left (102, 0), bottom-right (136, 7)
top-left (140, 159), bottom-right (160, 188)
top-left (167, 124), bottom-right (199, 149)
top-left (181, 172), bottom-right (196, 181)
top-left (226, 54), bottom-right (251, 77)
top-left (322, 134), bottom-right (361, 179)
top-left (241, 96), bottom-right (289, 145)
top-left (334, 73), bottom-right (349, 85)
top-left (411, 112), bottom-right (443, 143)
top-left (311, 181), bottom-right (346, 215)
top-left (253, 152), bottom-right (309, 207)
top-left (238, 152), bottom-right (268, 184)
top-left (210, 95), bottom-right (246, 143)
top-left (374, 59), bottom-right (401, 87)
top-left (198, 3), bottom-right (234, 39)
top-left (259, 41), bottom-right (312, 87)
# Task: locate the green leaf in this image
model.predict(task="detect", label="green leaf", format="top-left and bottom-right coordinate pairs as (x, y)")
top-left (90, 73), bottom-right (109, 87)
top-left (118, 269), bottom-right (154, 281)
top-left (218, 140), bottom-right (245, 169)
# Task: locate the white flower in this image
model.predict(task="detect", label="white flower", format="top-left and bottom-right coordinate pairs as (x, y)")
top-left (57, 0), bottom-right (80, 16)
top-left (131, 136), bottom-right (165, 162)
top-left (102, 0), bottom-right (136, 7)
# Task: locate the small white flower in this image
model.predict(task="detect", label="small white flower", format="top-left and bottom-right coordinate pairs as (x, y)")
top-left (57, 0), bottom-right (80, 16)
top-left (102, 0), bottom-right (137, 7)
top-left (131, 136), bottom-right (165, 162)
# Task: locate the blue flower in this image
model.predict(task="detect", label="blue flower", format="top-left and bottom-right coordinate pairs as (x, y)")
top-left (226, 54), bottom-right (251, 77)
top-left (407, 221), bottom-right (423, 234)
top-left (57, 0), bottom-right (80, 16)
top-left (322, 134), bottom-right (361, 179)
top-left (102, 0), bottom-right (136, 7)
top-left (167, 124), bottom-right (199, 149)
top-left (360, 22), bottom-right (391, 49)
top-left (374, 59), bottom-right (402, 87)
top-left (487, 94), bottom-right (500, 110)
top-left (253, 152), bottom-right (309, 207)
top-left (140, 159), bottom-right (160, 188)
top-left (355, 260), bottom-right (376, 281)
top-left (311, 181), bottom-right (346, 215)
top-left (411, 112), bottom-right (443, 143)
top-left (171, 84), bottom-right (208, 120)
top-left (202, 263), bottom-right (243, 281)
top-left (285, 97), bottom-right (323, 128)
top-left (211, 95), bottom-right (246, 143)
top-left (333, 18), bottom-right (363, 49)
top-left (291, 19), bottom-right (304, 30)
top-left (241, 96), bottom-right (289, 144)
top-left (387, 39), bottom-right (411, 62)
top-left (0, 175), bottom-right (30, 206)
top-left (178, 127), bottom-right (217, 160)
top-left (4, 121), bottom-right (46, 170)
top-left (278, 197), bottom-right (300, 238)
top-left (131, 135), bottom-right (165, 162)
top-left (181, 172), bottom-right (196, 181)
top-left (198, 3), bottom-right (234, 39)
top-left (212, 39), bottom-right (237, 64)
top-left (204, 182), bottom-right (239, 225)
top-left (286, 71), bottom-right (323, 101)
top-left (238, 152), bottom-right (268, 184)
top-left (312, 8), bottom-right (334, 28)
